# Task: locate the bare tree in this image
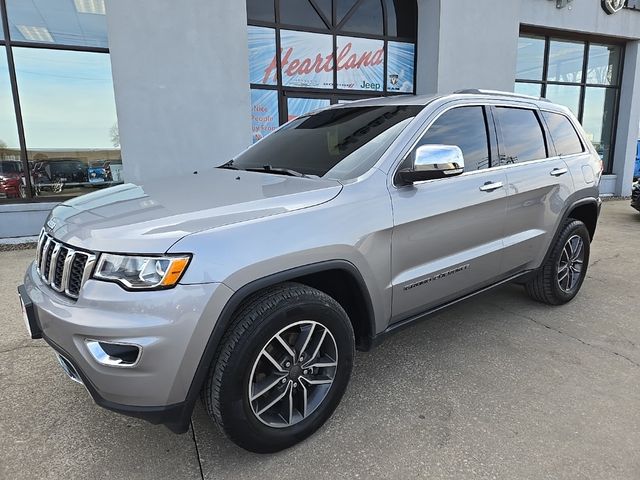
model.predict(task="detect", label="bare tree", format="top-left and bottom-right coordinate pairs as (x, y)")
top-left (110, 124), bottom-right (120, 148)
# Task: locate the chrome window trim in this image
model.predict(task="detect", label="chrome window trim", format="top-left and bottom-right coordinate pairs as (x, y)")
top-left (388, 99), bottom-right (579, 189)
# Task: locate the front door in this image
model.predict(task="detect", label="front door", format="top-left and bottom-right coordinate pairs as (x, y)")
top-left (389, 105), bottom-right (508, 322)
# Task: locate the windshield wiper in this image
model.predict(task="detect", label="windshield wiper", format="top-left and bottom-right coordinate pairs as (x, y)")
top-left (218, 160), bottom-right (239, 170)
top-left (244, 165), bottom-right (306, 177)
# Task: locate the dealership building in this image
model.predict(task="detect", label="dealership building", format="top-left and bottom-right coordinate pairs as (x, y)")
top-left (1, 0), bottom-right (640, 238)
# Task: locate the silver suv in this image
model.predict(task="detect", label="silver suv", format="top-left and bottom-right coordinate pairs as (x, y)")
top-left (19, 91), bottom-right (602, 452)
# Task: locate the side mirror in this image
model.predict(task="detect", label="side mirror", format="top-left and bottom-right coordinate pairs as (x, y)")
top-left (398, 144), bottom-right (465, 185)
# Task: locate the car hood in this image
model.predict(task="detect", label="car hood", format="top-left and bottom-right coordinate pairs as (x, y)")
top-left (46, 168), bottom-right (342, 252)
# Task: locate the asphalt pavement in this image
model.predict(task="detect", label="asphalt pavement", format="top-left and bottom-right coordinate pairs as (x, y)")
top-left (1, 200), bottom-right (638, 480)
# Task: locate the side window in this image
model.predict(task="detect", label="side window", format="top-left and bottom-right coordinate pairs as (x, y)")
top-left (495, 107), bottom-right (547, 164)
top-left (414, 106), bottom-right (490, 171)
top-left (542, 111), bottom-right (584, 156)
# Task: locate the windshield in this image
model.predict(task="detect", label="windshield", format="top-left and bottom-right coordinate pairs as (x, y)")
top-left (230, 105), bottom-right (423, 180)
top-left (0, 161), bottom-right (22, 175)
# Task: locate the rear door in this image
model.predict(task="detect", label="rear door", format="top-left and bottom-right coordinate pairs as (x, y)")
top-left (389, 104), bottom-right (508, 322)
top-left (493, 105), bottom-right (575, 274)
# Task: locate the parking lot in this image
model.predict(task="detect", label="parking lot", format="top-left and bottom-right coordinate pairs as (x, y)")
top-left (1, 199), bottom-right (638, 480)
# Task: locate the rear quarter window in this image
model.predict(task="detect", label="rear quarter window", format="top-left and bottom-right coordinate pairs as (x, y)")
top-left (542, 111), bottom-right (584, 156)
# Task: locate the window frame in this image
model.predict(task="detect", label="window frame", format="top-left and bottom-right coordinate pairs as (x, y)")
top-left (0, 0), bottom-right (112, 204)
top-left (391, 101), bottom-right (506, 187)
top-left (391, 100), bottom-right (579, 187)
top-left (514, 28), bottom-right (625, 174)
top-left (248, 0), bottom-right (418, 125)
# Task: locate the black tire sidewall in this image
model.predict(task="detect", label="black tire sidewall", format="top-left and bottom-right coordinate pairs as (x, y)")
top-left (216, 294), bottom-right (354, 452)
top-left (549, 221), bottom-right (590, 302)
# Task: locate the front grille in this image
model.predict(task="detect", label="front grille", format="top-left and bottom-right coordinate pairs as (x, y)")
top-left (35, 230), bottom-right (97, 299)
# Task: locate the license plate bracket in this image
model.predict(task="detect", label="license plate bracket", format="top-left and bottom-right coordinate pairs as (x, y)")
top-left (17, 285), bottom-right (42, 339)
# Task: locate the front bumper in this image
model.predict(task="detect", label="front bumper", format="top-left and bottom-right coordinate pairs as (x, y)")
top-left (21, 261), bottom-right (233, 432)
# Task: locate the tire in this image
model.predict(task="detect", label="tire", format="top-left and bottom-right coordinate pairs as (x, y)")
top-left (525, 219), bottom-right (590, 305)
top-left (202, 282), bottom-right (355, 453)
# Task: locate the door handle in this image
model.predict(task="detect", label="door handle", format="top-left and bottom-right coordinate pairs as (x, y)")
top-left (550, 167), bottom-right (568, 177)
top-left (479, 181), bottom-right (504, 192)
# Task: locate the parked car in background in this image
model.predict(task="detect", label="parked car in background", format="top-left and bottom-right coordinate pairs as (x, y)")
top-left (87, 161), bottom-right (109, 185)
top-left (0, 159), bottom-right (24, 198)
top-left (31, 159), bottom-right (88, 195)
top-left (632, 182), bottom-right (640, 212)
top-left (19, 91), bottom-right (602, 453)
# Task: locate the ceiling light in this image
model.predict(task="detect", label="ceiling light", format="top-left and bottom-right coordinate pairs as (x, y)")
top-left (16, 25), bottom-right (54, 43)
top-left (73, 0), bottom-right (106, 15)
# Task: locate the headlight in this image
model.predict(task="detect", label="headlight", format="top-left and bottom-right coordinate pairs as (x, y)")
top-left (94, 253), bottom-right (191, 290)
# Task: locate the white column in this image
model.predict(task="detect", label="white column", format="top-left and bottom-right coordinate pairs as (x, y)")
top-left (104, 0), bottom-right (252, 184)
top-left (612, 40), bottom-right (640, 196)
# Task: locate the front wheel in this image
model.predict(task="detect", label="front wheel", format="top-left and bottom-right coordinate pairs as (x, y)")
top-left (525, 219), bottom-right (591, 305)
top-left (202, 283), bottom-right (355, 453)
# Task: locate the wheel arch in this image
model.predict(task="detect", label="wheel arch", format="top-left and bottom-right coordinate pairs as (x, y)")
top-left (566, 199), bottom-right (599, 240)
top-left (173, 261), bottom-right (377, 433)
top-left (539, 197), bottom-right (600, 269)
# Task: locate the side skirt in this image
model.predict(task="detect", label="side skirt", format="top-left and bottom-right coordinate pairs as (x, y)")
top-left (372, 270), bottom-right (532, 346)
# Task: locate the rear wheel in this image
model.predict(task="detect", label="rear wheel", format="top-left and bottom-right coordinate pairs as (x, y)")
top-left (202, 283), bottom-right (354, 453)
top-left (525, 219), bottom-right (590, 305)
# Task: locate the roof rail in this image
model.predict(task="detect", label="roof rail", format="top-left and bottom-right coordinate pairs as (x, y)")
top-left (453, 89), bottom-right (551, 102)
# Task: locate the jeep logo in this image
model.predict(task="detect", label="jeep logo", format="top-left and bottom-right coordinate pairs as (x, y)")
top-left (359, 80), bottom-right (381, 91)
top-left (602, 0), bottom-right (625, 14)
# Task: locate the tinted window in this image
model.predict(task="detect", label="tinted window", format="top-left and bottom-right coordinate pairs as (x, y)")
top-left (542, 111), bottom-right (584, 156)
top-left (280, 0), bottom-right (327, 29)
top-left (341, 0), bottom-right (383, 35)
top-left (415, 107), bottom-right (490, 171)
top-left (231, 105), bottom-right (423, 179)
top-left (247, 0), bottom-right (275, 22)
top-left (495, 108), bottom-right (546, 164)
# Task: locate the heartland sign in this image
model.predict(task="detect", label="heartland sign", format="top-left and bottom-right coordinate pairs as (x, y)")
top-left (248, 26), bottom-right (415, 93)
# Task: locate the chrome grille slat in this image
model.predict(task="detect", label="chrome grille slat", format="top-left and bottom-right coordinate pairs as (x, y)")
top-left (35, 230), bottom-right (96, 300)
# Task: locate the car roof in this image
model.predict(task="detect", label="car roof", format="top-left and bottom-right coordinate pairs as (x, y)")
top-left (330, 89), bottom-right (569, 114)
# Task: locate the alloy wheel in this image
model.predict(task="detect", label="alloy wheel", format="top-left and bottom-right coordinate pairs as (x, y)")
top-left (557, 234), bottom-right (585, 293)
top-left (248, 320), bottom-right (338, 428)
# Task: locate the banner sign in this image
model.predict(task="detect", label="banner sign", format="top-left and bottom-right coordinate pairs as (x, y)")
top-left (287, 97), bottom-right (331, 121)
top-left (278, 30), bottom-right (334, 89)
top-left (248, 26), bottom-right (277, 86)
top-left (387, 41), bottom-right (415, 93)
top-left (336, 36), bottom-right (384, 92)
top-left (250, 89), bottom-right (279, 143)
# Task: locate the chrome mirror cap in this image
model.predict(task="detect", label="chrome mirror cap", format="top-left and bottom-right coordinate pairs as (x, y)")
top-left (414, 144), bottom-right (465, 174)
top-left (399, 144), bottom-right (465, 184)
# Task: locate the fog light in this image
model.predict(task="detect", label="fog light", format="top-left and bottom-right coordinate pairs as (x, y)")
top-left (85, 340), bottom-right (141, 368)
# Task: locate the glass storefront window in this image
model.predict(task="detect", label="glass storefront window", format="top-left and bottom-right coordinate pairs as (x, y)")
top-left (515, 34), bottom-right (622, 173)
top-left (5, 0), bottom-right (108, 48)
top-left (587, 44), bottom-right (621, 85)
top-left (516, 35), bottom-right (545, 81)
top-left (246, 0), bottom-right (418, 144)
top-left (287, 97), bottom-right (331, 121)
top-left (582, 87), bottom-right (617, 168)
top-left (0, 49), bottom-right (23, 199)
top-left (514, 82), bottom-right (541, 98)
top-left (280, 0), bottom-right (328, 29)
top-left (547, 40), bottom-right (585, 83)
top-left (13, 48), bottom-right (121, 198)
top-left (545, 84), bottom-right (581, 118)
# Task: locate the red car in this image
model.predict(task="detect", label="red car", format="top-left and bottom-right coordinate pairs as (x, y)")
top-left (0, 160), bottom-right (24, 199)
